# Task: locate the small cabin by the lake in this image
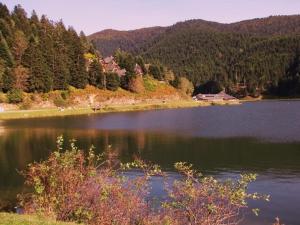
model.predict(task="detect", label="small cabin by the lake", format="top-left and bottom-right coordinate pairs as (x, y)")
top-left (193, 91), bottom-right (238, 102)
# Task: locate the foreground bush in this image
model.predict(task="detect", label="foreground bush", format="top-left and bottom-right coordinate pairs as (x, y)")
top-left (7, 89), bottom-right (23, 103)
top-left (19, 137), bottom-right (269, 225)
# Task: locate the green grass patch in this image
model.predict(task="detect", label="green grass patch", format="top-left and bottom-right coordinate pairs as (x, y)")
top-left (143, 75), bottom-right (158, 92)
top-left (0, 213), bottom-right (78, 225)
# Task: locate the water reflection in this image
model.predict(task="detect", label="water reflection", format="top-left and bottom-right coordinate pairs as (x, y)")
top-left (1, 101), bottom-right (300, 224)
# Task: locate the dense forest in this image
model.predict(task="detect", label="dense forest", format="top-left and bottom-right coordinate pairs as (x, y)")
top-left (0, 3), bottom-right (97, 93)
top-left (90, 16), bottom-right (300, 97)
top-left (89, 27), bottom-right (166, 57)
top-left (0, 3), bottom-right (162, 98)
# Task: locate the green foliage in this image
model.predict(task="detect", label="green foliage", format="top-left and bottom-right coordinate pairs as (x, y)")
top-left (88, 59), bottom-right (104, 88)
top-left (53, 95), bottom-right (68, 107)
top-left (2, 68), bottom-right (15, 92)
top-left (149, 63), bottom-right (165, 81)
top-left (105, 72), bottom-right (120, 91)
top-left (0, 3), bottom-right (98, 93)
top-left (195, 80), bottom-right (223, 95)
top-left (7, 88), bottom-right (23, 103)
top-left (143, 75), bottom-right (157, 92)
top-left (22, 40), bottom-right (52, 92)
top-left (91, 16), bottom-right (300, 97)
top-left (90, 27), bottom-right (166, 57)
top-left (0, 31), bottom-right (14, 67)
top-left (67, 28), bottom-right (88, 89)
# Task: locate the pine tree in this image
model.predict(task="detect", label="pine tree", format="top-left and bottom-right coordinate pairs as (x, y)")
top-left (2, 68), bottom-right (15, 92)
top-left (11, 4), bottom-right (31, 36)
top-left (88, 60), bottom-right (104, 88)
top-left (66, 28), bottom-right (88, 89)
top-left (0, 3), bottom-right (10, 21)
top-left (52, 22), bottom-right (71, 90)
top-left (0, 32), bottom-right (14, 67)
top-left (106, 72), bottom-right (120, 91)
top-left (22, 40), bottom-right (52, 92)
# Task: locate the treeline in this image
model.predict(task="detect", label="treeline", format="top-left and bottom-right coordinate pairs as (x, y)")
top-left (90, 16), bottom-right (300, 97)
top-left (143, 29), bottom-right (300, 97)
top-left (0, 3), bottom-right (96, 93)
top-left (0, 3), bottom-right (182, 100)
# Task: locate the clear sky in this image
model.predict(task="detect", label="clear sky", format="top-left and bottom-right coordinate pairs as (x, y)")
top-left (2, 0), bottom-right (300, 35)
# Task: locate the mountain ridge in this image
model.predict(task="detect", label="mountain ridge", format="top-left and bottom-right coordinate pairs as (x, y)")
top-left (89, 15), bottom-right (300, 57)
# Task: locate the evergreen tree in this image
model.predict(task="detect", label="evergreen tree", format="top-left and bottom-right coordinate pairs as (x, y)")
top-left (52, 21), bottom-right (71, 90)
top-left (106, 72), bottom-right (120, 91)
top-left (0, 3), bottom-right (10, 21)
top-left (88, 60), bottom-right (104, 88)
top-left (149, 64), bottom-right (164, 80)
top-left (66, 27), bottom-right (88, 89)
top-left (0, 32), bottom-right (14, 67)
top-left (22, 40), bottom-right (52, 92)
top-left (11, 4), bottom-right (31, 36)
top-left (2, 68), bottom-right (15, 92)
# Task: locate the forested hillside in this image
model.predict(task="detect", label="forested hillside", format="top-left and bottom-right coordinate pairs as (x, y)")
top-left (0, 3), bottom-right (161, 98)
top-left (90, 16), bottom-right (300, 97)
top-left (0, 3), bottom-right (96, 93)
top-left (89, 27), bottom-right (166, 57)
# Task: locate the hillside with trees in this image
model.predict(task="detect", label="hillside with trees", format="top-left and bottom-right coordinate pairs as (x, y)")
top-left (0, 3), bottom-right (188, 110)
top-left (90, 16), bottom-right (300, 97)
top-left (89, 27), bottom-right (166, 57)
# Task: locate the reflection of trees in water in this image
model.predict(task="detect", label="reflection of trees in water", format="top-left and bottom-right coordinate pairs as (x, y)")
top-left (1, 128), bottom-right (300, 192)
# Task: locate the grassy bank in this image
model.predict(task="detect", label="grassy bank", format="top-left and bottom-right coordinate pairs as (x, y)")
top-left (0, 213), bottom-right (78, 225)
top-left (0, 100), bottom-right (211, 120)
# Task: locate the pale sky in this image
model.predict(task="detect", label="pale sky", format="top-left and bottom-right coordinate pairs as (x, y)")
top-left (2, 0), bottom-right (300, 35)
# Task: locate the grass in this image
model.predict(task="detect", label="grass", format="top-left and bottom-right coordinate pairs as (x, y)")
top-left (0, 100), bottom-right (210, 120)
top-left (0, 213), bottom-right (78, 225)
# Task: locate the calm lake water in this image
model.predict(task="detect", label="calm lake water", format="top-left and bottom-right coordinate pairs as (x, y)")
top-left (1, 100), bottom-right (300, 224)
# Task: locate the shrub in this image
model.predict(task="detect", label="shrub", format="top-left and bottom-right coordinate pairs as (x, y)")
top-left (60, 91), bottom-right (69, 100)
top-left (106, 72), bottom-right (120, 91)
top-left (0, 92), bottom-right (7, 103)
top-left (143, 76), bottom-right (157, 92)
top-left (19, 98), bottom-right (32, 110)
top-left (53, 96), bottom-right (68, 108)
top-left (128, 75), bottom-right (145, 93)
top-left (176, 77), bottom-right (194, 95)
top-left (20, 137), bottom-right (269, 225)
top-left (7, 89), bottom-right (23, 103)
top-left (149, 64), bottom-right (164, 81)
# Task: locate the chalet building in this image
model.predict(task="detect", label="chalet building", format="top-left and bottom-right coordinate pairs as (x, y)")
top-left (99, 56), bottom-right (144, 78)
top-left (134, 63), bottom-right (143, 75)
top-left (193, 91), bottom-right (238, 102)
top-left (100, 56), bottom-right (126, 77)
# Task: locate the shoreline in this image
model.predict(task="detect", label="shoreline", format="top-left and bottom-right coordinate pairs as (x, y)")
top-left (2, 96), bottom-right (299, 121)
top-left (0, 100), bottom-right (240, 120)
top-left (0, 100), bottom-right (206, 120)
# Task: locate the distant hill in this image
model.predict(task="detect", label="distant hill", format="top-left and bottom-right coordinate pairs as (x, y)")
top-left (89, 15), bottom-right (300, 57)
top-left (89, 27), bottom-right (166, 57)
top-left (90, 15), bottom-right (300, 97)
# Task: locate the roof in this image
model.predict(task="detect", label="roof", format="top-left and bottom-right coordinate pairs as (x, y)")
top-left (194, 91), bottom-right (237, 101)
top-left (104, 56), bottom-right (114, 64)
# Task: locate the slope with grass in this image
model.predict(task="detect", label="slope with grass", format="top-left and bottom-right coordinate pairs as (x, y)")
top-left (0, 213), bottom-right (78, 225)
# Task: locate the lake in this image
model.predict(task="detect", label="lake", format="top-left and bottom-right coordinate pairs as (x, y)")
top-left (1, 100), bottom-right (300, 224)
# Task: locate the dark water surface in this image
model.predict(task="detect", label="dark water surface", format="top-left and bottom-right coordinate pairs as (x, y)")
top-left (1, 100), bottom-right (300, 224)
